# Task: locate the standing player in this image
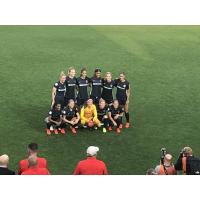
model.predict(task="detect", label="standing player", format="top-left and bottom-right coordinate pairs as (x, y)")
top-left (51, 72), bottom-right (66, 108)
top-left (108, 99), bottom-right (124, 134)
top-left (101, 72), bottom-right (115, 106)
top-left (97, 99), bottom-right (110, 133)
top-left (115, 72), bottom-right (131, 128)
top-left (62, 99), bottom-right (80, 134)
top-left (45, 103), bottom-right (63, 135)
top-left (76, 68), bottom-right (90, 107)
top-left (80, 99), bottom-right (101, 128)
top-left (65, 67), bottom-right (77, 105)
top-left (90, 68), bottom-right (102, 105)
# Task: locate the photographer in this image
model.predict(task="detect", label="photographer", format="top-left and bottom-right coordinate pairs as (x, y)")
top-left (155, 153), bottom-right (176, 175)
top-left (174, 146), bottom-right (200, 175)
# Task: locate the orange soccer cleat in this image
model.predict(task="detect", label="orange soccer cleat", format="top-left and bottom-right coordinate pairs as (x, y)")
top-left (60, 128), bottom-right (65, 134)
top-left (116, 128), bottom-right (121, 134)
top-left (125, 122), bottom-right (130, 128)
top-left (54, 129), bottom-right (59, 135)
top-left (119, 124), bottom-right (123, 129)
top-left (46, 129), bottom-right (51, 135)
top-left (71, 128), bottom-right (77, 134)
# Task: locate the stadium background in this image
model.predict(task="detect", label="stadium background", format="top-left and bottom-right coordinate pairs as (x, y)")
top-left (0, 26), bottom-right (200, 174)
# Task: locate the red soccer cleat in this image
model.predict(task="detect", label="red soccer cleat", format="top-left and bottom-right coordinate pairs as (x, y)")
top-left (46, 129), bottom-right (51, 135)
top-left (60, 128), bottom-right (65, 135)
top-left (116, 128), bottom-right (121, 134)
top-left (71, 128), bottom-right (77, 134)
top-left (108, 126), bottom-right (112, 131)
top-left (125, 122), bottom-right (130, 128)
top-left (119, 124), bottom-right (123, 129)
top-left (54, 129), bottom-right (59, 135)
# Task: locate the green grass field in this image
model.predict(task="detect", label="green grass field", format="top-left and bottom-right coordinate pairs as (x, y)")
top-left (1, 26), bottom-right (200, 174)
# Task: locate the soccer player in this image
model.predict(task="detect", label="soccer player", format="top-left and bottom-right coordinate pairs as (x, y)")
top-left (45, 103), bottom-right (63, 135)
top-left (73, 146), bottom-right (108, 175)
top-left (97, 98), bottom-right (110, 133)
top-left (90, 68), bottom-right (102, 105)
top-left (51, 71), bottom-right (66, 108)
top-left (80, 99), bottom-right (101, 128)
top-left (18, 143), bottom-right (48, 175)
top-left (62, 99), bottom-right (80, 134)
top-left (108, 99), bottom-right (124, 133)
top-left (76, 68), bottom-right (90, 107)
top-left (65, 67), bottom-right (77, 104)
top-left (21, 155), bottom-right (50, 175)
top-left (115, 72), bottom-right (131, 128)
top-left (101, 72), bottom-right (115, 105)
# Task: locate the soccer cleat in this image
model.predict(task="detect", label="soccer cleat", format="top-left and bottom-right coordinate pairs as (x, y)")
top-left (60, 128), bottom-right (65, 134)
top-left (46, 129), bottom-right (51, 135)
top-left (125, 122), bottom-right (130, 128)
top-left (119, 124), bottom-right (123, 129)
top-left (54, 129), bottom-right (59, 135)
top-left (116, 128), bottom-right (121, 134)
top-left (71, 128), bottom-right (77, 134)
top-left (108, 126), bottom-right (112, 131)
top-left (103, 127), bottom-right (107, 133)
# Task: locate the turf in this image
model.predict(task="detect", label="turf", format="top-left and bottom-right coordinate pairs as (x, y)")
top-left (0, 25), bottom-right (200, 175)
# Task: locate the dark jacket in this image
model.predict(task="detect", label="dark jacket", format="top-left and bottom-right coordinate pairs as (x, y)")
top-left (0, 167), bottom-right (15, 175)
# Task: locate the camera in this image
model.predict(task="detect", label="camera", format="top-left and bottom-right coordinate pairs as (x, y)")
top-left (160, 148), bottom-right (167, 164)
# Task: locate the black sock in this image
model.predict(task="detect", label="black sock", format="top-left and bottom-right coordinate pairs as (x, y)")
top-left (125, 112), bottom-right (129, 123)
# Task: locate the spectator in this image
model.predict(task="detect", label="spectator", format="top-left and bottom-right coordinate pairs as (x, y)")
top-left (73, 146), bottom-right (108, 175)
top-left (18, 143), bottom-right (48, 175)
top-left (174, 146), bottom-right (199, 175)
top-left (155, 154), bottom-right (176, 175)
top-left (0, 154), bottom-right (15, 175)
top-left (21, 155), bottom-right (50, 175)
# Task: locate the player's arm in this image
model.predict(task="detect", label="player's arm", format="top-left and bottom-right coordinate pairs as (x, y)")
top-left (51, 87), bottom-right (57, 107)
top-left (108, 111), bottom-right (117, 125)
top-left (48, 115), bottom-right (59, 125)
top-left (76, 112), bottom-right (80, 121)
top-left (63, 114), bottom-right (73, 124)
top-left (93, 105), bottom-right (98, 120)
top-left (126, 84), bottom-right (131, 104)
top-left (80, 107), bottom-right (89, 122)
top-left (119, 107), bottom-right (124, 117)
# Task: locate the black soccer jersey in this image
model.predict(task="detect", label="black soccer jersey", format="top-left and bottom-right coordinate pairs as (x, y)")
top-left (101, 79), bottom-right (115, 102)
top-left (115, 79), bottom-right (130, 99)
top-left (48, 109), bottom-right (62, 120)
top-left (62, 106), bottom-right (78, 119)
top-left (97, 105), bottom-right (110, 118)
top-left (54, 81), bottom-right (66, 97)
top-left (109, 105), bottom-right (124, 117)
top-left (90, 76), bottom-right (102, 97)
top-left (76, 77), bottom-right (90, 99)
top-left (65, 76), bottom-right (77, 99)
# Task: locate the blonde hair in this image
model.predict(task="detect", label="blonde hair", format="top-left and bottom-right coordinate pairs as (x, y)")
top-left (68, 67), bottom-right (75, 75)
top-left (105, 72), bottom-right (112, 80)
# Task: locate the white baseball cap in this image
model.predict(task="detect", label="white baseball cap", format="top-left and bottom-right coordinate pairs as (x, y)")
top-left (86, 146), bottom-right (99, 156)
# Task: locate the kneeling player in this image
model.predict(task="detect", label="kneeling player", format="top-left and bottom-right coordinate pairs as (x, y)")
top-left (108, 100), bottom-right (124, 134)
top-left (80, 99), bottom-right (101, 128)
top-left (62, 99), bottom-right (80, 134)
top-left (45, 104), bottom-right (63, 135)
top-left (97, 98), bottom-right (110, 133)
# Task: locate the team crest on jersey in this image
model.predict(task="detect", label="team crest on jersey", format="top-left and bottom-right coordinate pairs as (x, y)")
top-left (55, 82), bottom-right (58, 86)
top-left (123, 85), bottom-right (126, 88)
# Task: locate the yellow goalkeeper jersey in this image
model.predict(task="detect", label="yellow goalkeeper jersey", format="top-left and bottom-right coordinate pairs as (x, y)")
top-left (80, 104), bottom-right (98, 120)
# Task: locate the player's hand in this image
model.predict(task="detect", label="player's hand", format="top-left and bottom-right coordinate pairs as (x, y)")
top-left (56, 122), bottom-right (61, 126)
top-left (126, 99), bottom-right (129, 104)
top-left (114, 115), bottom-right (119, 120)
top-left (113, 122), bottom-right (117, 126)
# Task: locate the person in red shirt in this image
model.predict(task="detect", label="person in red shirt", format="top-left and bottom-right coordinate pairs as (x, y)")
top-left (73, 146), bottom-right (108, 175)
top-left (22, 155), bottom-right (50, 175)
top-left (18, 143), bottom-right (48, 175)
